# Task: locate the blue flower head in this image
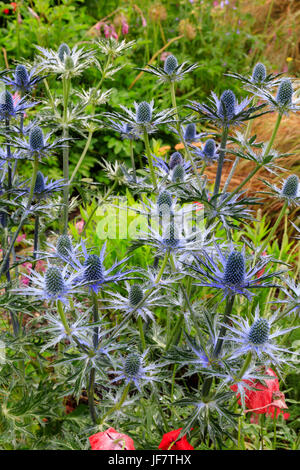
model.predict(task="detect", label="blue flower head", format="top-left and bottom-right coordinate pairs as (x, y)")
top-left (29, 126), bottom-right (44, 151)
top-left (184, 245), bottom-right (283, 301)
top-left (164, 55), bottom-right (178, 75)
top-left (276, 79), bottom-right (293, 107)
top-left (1, 65), bottom-right (45, 95)
top-left (169, 151), bottom-right (183, 170)
top-left (0, 89), bottom-right (35, 120)
top-left (136, 101), bottom-right (152, 123)
top-left (58, 43), bottom-right (71, 62)
top-left (110, 350), bottom-right (159, 391)
top-left (251, 63), bottom-right (267, 84)
top-left (282, 174), bottom-right (299, 198)
top-left (218, 90), bottom-right (236, 121)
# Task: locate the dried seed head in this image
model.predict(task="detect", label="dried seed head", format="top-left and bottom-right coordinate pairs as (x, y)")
top-left (251, 63), bottom-right (266, 83)
top-left (56, 235), bottom-right (73, 258)
top-left (164, 54), bottom-right (178, 75)
top-left (15, 65), bottom-right (29, 87)
top-left (34, 171), bottom-right (45, 193)
top-left (203, 139), bottom-right (216, 157)
top-left (276, 79), bottom-right (293, 106)
top-left (248, 318), bottom-right (270, 345)
top-left (58, 43), bottom-right (71, 62)
top-left (124, 353), bottom-right (141, 377)
top-left (129, 284), bottom-right (144, 306)
top-left (219, 90), bottom-right (236, 120)
top-left (282, 174), bottom-right (299, 198)
top-left (172, 163), bottom-right (185, 182)
top-left (169, 151), bottom-right (183, 170)
top-left (136, 101), bottom-right (152, 123)
top-left (45, 266), bottom-right (65, 296)
top-left (184, 123), bottom-right (196, 141)
top-left (29, 126), bottom-right (44, 151)
top-left (84, 254), bottom-right (104, 283)
top-left (224, 251), bottom-right (245, 286)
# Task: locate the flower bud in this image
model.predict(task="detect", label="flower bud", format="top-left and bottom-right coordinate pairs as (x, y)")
top-left (203, 139), bottom-right (216, 158)
top-left (64, 55), bottom-right (74, 70)
top-left (29, 126), bottom-right (44, 151)
top-left (164, 54), bottom-right (178, 75)
top-left (251, 63), bottom-right (266, 83)
top-left (172, 163), bottom-right (185, 182)
top-left (184, 123), bottom-right (196, 141)
top-left (276, 79), bottom-right (293, 106)
top-left (282, 174), bottom-right (299, 198)
top-left (224, 251), bottom-right (245, 286)
top-left (169, 151), bottom-right (183, 170)
top-left (58, 43), bottom-right (71, 62)
top-left (56, 235), bottom-right (73, 258)
top-left (248, 318), bottom-right (270, 345)
top-left (129, 284), bottom-right (144, 306)
top-left (34, 171), bottom-right (45, 193)
top-left (136, 101), bottom-right (152, 123)
top-left (45, 266), bottom-right (65, 297)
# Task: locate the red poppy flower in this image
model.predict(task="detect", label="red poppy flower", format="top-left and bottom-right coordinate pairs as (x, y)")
top-left (3, 2), bottom-right (17, 14)
top-left (89, 427), bottom-right (135, 450)
top-left (231, 368), bottom-right (289, 420)
top-left (158, 428), bottom-right (194, 450)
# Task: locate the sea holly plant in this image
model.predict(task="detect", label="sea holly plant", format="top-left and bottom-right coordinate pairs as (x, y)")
top-left (0, 42), bottom-right (299, 451)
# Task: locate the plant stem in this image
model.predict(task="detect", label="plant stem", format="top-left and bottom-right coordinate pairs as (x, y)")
top-left (88, 368), bottom-right (97, 424)
top-left (238, 351), bottom-right (252, 379)
top-left (57, 299), bottom-right (71, 336)
top-left (213, 125), bottom-right (229, 198)
top-left (170, 81), bottom-right (202, 189)
top-left (62, 77), bottom-right (71, 234)
top-left (0, 155), bottom-right (39, 278)
top-left (264, 112), bottom-right (282, 157)
top-left (137, 316), bottom-right (146, 351)
top-left (202, 295), bottom-right (235, 399)
top-left (129, 139), bottom-right (136, 182)
top-left (99, 383), bottom-right (131, 425)
top-left (69, 129), bottom-right (93, 185)
top-left (111, 250), bottom-right (169, 339)
top-left (273, 412), bottom-right (277, 450)
top-left (143, 130), bottom-right (157, 188)
top-left (92, 290), bottom-right (99, 349)
top-left (33, 215), bottom-right (39, 260)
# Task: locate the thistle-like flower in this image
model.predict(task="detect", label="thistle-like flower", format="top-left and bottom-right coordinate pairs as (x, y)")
top-left (104, 100), bottom-right (175, 136)
top-left (225, 62), bottom-right (282, 92)
top-left (153, 151), bottom-right (191, 183)
top-left (1, 64), bottom-right (46, 95)
top-left (35, 43), bottom-right (96, 79)
top-left (71, 241), bottom-right (135, 293)
top-left (253, 78), bottom-right (300, 116)
top-left (103, 281), bottom-right (167, 322)
top-left (14, 263), bottom-right (82, 303)
top-left (190, 139), bottom-right (219, 165)
top-left (222, 307), bottom-right (298, 366)
top-left (8, 126), bottom-right (69, 160)
top-left (184, 245), bottom-right (283, 300)
top-left (110, 350), bottom-right (160, 391)
top-left (138, 54), bottom-right (198, 83)
top-left (187, 90), bottom-right (267, 128)
top-left (261, 174), bottom-right (300, 207)
top-left (0, 90), bottom-right (35, 120)
top-left (31, 170), bottom-right (64, 200)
